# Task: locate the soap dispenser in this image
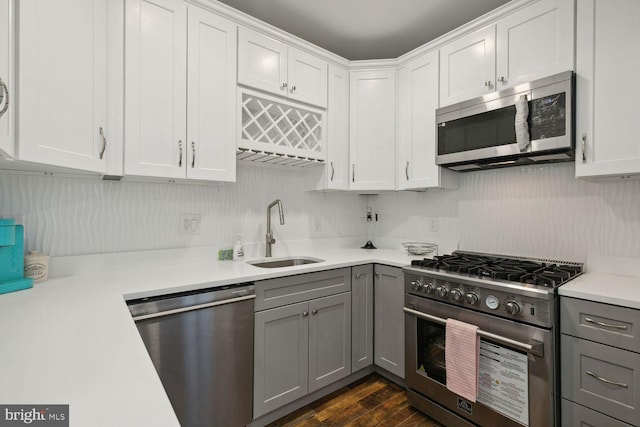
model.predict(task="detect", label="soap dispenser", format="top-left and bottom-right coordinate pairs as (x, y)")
top-left (233, 235), bottom-right (244, 261)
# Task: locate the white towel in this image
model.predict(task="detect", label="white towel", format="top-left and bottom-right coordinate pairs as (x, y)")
top-left (445, 318), bottom-right (480, 402)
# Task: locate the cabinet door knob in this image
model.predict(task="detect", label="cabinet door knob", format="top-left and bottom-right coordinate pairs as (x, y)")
top-left (99, 127), bottom-right (107, 160)
top-left (281, 82), bottom-right (288, 89)
top-left (355, 273), bottom-right (362, 280)
top-left (191, 141), bottom-right (196, 168)
top-left (498, 76), bottom-right (506, 83)
top-left (290, 85), bottom-right (296, 92)
top-left (0, 78), bottom-right (9, 119)
top-left (484, 80), bottom-right (492, 88)
top-left (303, 311), bottom-right (309, 317)
top-left (312, 309), bottom-right (318, 315)
top-left (375, 271), bottom-right (380, 277)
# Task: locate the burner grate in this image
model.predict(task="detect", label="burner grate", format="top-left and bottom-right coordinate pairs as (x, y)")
top-left (410, 252), bottom-right (582, 287)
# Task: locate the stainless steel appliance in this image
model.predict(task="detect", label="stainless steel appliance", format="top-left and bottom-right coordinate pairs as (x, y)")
top-left (436, 71), bottom-right (574, 171)
top-left (403, 251), bottom-right (582, 427)
top-left (128, 283), bottom-right (255, 427)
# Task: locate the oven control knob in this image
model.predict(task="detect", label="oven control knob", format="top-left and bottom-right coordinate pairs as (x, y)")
top-left (465, 292), bottom-right (479, 305)
top-left (451, 288), bottom-right (463, 302)
top-left (437, 286), bottom-right (449, 298)
top-left (505, 300), bottom-right (521, 315)
top-left (424, 283), bottom-right (435, 294)
top-left (411, 280), bottom-right (423, 291)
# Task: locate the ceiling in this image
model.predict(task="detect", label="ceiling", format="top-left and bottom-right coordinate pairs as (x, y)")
top-left (217, 0), bottom-right (511, 60)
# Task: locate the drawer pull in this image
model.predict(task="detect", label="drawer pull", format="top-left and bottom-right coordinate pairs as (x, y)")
top-left (584, 317), bottom-right (628, 330)
top-left (585, 371), bottom-right (628, 388)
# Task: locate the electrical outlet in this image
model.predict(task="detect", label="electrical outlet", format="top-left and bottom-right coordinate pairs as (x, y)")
top-left (430, 217), bottom-right (439, 232)
top-left (180, 214), bottom-right (201, 235)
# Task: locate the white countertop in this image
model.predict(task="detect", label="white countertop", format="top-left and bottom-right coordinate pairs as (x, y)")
top-left (558, 253), bottom-right (640, 309)
top-left (0, 240), bottom-right (426, 427)
top-left (559, 273), bottom-right (640, 309)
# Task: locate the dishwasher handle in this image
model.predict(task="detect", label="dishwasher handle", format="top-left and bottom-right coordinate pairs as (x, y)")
top-left (132, 294), bottom-right (255, 322)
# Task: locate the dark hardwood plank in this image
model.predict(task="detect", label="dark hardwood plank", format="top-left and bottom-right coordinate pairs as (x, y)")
top-left (267, 374), bottom-right (442, 427)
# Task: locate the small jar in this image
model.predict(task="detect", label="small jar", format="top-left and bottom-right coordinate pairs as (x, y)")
top-left (24, 251), bottom-right (49, 283)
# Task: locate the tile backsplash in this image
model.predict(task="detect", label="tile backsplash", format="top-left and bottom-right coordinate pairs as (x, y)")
top-left (371, 163), bottom-right (640, 262)
top-left (0, 165), bottom-right (368, 256)
top-left (1, 162), bottom-right (639, 262)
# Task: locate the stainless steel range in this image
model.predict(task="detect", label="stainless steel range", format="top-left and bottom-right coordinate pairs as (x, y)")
top-left (403, 250), bottom-right (582, 427)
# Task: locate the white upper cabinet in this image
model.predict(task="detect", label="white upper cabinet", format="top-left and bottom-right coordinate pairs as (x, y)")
top-left (238, 28), bottom-right (327, 108)
top-left (186, 6), bottom-right (236, 182)
top-left (0, 0), bottom-right (13, 159)
top-left (440, 0), bottom-right (574, 107)
top-left (311, 64), bottom-right (349, 190)
top-left (397, 51), bottom-right (457, 190)
top-left (440, 26), bottom-right (496, 107)
top-left (18, 0), bottom-right (111, 173)
top-left (125, 0), bottom-right (187, 180)
top-left (349, 69), bottom-right (396, 191)
top-left (495, 0), bottom-right (573, 90)
top-left (125, 1), bottom-right (236, 182)
top-left (575, 0), bottom-right (640, 179)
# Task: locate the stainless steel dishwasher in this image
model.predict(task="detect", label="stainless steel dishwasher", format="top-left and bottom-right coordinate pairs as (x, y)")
top-left (127, 283), bottom-right (255, 427)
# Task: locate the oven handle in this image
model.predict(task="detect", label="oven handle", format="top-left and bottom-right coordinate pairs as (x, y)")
top-left (403, 307), bottom-right (544, 358)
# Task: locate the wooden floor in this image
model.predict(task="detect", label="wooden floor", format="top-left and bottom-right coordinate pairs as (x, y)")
top-left (267, 374), bottom-right (443, 427)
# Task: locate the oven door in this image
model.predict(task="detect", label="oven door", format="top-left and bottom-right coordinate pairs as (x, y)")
top-left (404, 294), bottom-right (556, 427)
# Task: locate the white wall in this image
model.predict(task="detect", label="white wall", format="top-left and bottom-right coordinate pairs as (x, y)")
top-left (0, 165), bottom-right (368, 256)
top-left (371, 163), bottom-right (640, 262)
top-left (2, 162), bottom-right (639, 262)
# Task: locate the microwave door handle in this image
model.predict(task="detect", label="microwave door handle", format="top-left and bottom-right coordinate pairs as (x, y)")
top-left (515, 94), bottom-right (530, 152)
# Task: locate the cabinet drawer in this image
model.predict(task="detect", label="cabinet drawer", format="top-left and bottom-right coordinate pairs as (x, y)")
top-left (255, 268), bottom-right (351, 311)
top-left (561, 399), bottom-right (632, 427)
top-left (561, 335), bottom-right (640, 425)
top-left (561, 297), bottom-right (640, 353)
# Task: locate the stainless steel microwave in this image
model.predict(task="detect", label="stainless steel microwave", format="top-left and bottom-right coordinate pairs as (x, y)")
top-left (436, 71), bottom-right (574, 171)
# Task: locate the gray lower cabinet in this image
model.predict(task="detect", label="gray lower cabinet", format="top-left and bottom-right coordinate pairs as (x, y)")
top-left (352, 264), bottom-right (374, 372)
top-left (374, 264), bottom-right (404, 378)
top-left (561, 296), bottom-right (640, 427)
top-left (253, 268), bottom-right (352, 418)
top-left (562, 398), bottom-right (633, 427)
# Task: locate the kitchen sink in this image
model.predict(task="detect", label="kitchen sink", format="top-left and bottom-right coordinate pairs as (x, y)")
top-left (247, 256), bottom-right (324, 268)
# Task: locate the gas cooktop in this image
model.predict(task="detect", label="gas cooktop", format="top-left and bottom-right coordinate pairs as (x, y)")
top-left (410, 250), bottom-right (583, 288)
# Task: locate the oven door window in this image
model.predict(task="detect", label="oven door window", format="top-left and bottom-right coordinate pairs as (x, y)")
top-left (416, 318), bottom-right (446, 385)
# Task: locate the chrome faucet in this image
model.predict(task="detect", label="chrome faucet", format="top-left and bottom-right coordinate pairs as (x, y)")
top-left (266, 199), bottom-right (285, 257)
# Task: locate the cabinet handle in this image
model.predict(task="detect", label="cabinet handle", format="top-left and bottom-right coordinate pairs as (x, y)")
top-left (302, 311), bottom-right (309, 317)
top-left (281, 82), bottom-right (288, 89)
top-left (405, 161), bottom-right (409, 181)
top-left (312, 309), bottom-right (318, 315)
top-left (191, 141), bottom-right (196, 168)
top-left (585, 371), bottom-right (628, 388)
top-left (484, 80), bottom-right (492, 88)
top-left (290, 85), bottom-right (296, 92)
top-left (0, 77), bottom-right (9, 119)
top-left (498, 76), bottom-right (506, 83)
top-left (375, 271), bottom-right (380, 277)
top-left (178, 140), bottom-right (183, 167)
top-left (352, 164), bottom-right (355, 183)
top-left (584, 317), bottom-right (628, 330)
top-left (581, 134), bottom-right (587, 163)
top-left (99, 127), bottom-right (107, 160)
top-left (355, 273), bottom-right (362, 279)
top-left (330, 162), bottom-right (335, 181)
